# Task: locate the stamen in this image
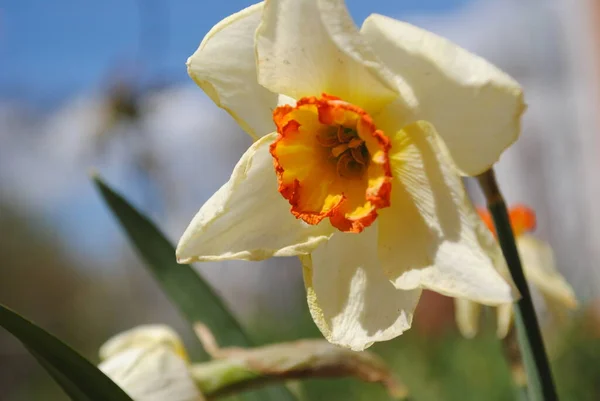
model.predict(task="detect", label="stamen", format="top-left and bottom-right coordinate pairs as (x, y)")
top-left (317, 125), bottom-right (370, 177)
top-left (351, 146), bottom-right (368, 165)
top-left (348, 138), bottom-right (364, 149)
top-left (331, 143), bottom-right (349, 158)
top-left (337, 126), bottom-right (357, 143)
top-left (270, 94), bottom-right (391, 233)
top-left (337, 151), bottom-right (366, 180)
top-left (316, 129), bottom-right (339, 147)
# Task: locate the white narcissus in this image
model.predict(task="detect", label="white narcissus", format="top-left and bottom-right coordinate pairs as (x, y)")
top-left (98, 325), bottom-right (204, 401)
top-left (177, 0), bottom-right (525, 351)
top-left (455, 206), bottom-right (578, 338)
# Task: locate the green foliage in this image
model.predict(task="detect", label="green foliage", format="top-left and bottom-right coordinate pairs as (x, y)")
top-left (0, 303), bottom-right (133, 401)
top-left (3, 179), bottom-right (598, 401)
top-left (292, 322), bottom-right (516, 401)
top-left (260, 297), bottom-right (600, 401)
top-left (93, 175), bottom-right (298, 401)
top-left (553, 314), bottom-right (600, 401)
top-left (93, 176), bottom-right (250, 354)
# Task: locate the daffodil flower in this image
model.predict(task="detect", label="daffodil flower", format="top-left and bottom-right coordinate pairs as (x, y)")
top-left (455, 206), bottom-right (578, 338)
top-left (177, 0), bottom-right (525, 350)
top-left (98, 325), bottom-right (204, 401)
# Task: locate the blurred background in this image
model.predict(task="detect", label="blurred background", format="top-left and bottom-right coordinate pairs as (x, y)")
top-left (1, 0), bottom-right (599, 400)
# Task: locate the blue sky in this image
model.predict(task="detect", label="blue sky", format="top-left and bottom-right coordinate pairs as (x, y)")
top-left (4, 0), bottom-right (595, 295)
top-left (1, 0), bottom-right (470, 104)
top-left (0, 0), bottom-right (473, 263)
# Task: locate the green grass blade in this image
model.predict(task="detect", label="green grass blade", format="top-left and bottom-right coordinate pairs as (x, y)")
top-left (93, 175), bottom-right (250, 350)
top-left (0, 304), bottom-right (133, 401)
top-left (93, 175), bottom-right (298, 401)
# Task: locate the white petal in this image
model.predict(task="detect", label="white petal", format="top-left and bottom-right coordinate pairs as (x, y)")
top-left (302, 226), bottom-right (421, 351)
top-left (177, 133), bottom-right (333, 263)
top-left (187, 3), bottom-right (277, 139)
top-left (454, 298), bottom-right (481, 339)
top-left (99, 325), bottom-right (186, 361)
top-left (99, 347), bottom-right (203, 401)
top-left (517, 234), bottom-right (578, 309)
top-left (378, 121), bottom-right (514, 305)
top-left (496, 303), bottom-right (514, 338)
top-left (361, 15), bottom-right (526, 176)
top-left (256, 0), bottom-right (398, 113)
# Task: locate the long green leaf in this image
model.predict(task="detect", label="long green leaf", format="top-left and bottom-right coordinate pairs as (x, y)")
top-left (93, 175), bottom-right (298, 401)
top-left (0, 304), bottom-right (133, 401)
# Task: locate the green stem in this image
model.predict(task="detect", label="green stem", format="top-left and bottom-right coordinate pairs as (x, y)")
top-left (191, 359), bottom-right (262, 399)
top-left (477, 169), bottom-right (558, 401)
top-left (187, 336), bottom-right (408, 400)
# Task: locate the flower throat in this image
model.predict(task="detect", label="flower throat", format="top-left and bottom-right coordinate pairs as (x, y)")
top-left (316, 126), bottom-right (370, 180)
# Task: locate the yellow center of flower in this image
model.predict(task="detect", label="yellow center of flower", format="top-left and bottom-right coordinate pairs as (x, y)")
top-left (270, 94), bottom-right (392, 233)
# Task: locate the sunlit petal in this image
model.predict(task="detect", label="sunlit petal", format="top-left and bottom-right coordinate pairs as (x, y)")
top-left (361, 15), bottom-right (525, 176)
top-left (177, 133), bottom-right (333, 263)
top-left (187, 3), bottom-right (277, 139)
top-left (256, 0), bottom-right (398, 113)
top-left (378, 121), bottom-right (514, 304)
top-left (302, 226), bottom-right (421, 351)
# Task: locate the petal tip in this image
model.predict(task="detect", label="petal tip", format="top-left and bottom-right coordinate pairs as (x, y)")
top-left (563, 293), bottom-right (579, 310)
top-left (175, 242), bottom-right (190, 264)
top-left (387, 272), bottom-right (423, 292)
top-left (325, 335), bottom-right (375, 352)
top-left (458, 326), bottom-right (477, 339)
top-left (176, 255), bottom-right (191, 265)
top-left (481, 278), bottom-right (518, 306)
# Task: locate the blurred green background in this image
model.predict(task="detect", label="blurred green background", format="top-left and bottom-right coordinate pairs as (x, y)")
top-left (2, 0), bottom-right (600, 399)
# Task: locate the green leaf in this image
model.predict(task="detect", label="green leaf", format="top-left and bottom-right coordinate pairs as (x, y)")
top-left (0, 304), bottom-right (133, 401)
top-left (93, 175), bottom-right (298, 401)
top-left (93, 175), bottom-right (249, 350)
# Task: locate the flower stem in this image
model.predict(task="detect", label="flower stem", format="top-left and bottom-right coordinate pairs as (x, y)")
top-left (477, 169), bottom-right (558, 401)
top-left (190, 324), bottom-right (408, 399)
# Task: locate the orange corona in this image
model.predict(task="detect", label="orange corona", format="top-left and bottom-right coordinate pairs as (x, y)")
top-left (478, 204), bottom-right (537, 237)
top-left (270, 94), bottom-right (392, 233)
